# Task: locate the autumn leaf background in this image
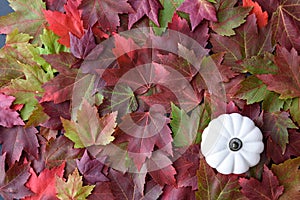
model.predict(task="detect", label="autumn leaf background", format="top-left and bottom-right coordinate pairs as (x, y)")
top-left (0, 0), bottom-right (300, 199)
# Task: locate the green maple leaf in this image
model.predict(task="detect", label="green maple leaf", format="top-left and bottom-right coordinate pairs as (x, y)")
top-left (27, 28), bottom-right (70, 73)
top-left (241, 53), bottom-right (278, 75)
top-left (0, 29), bottom-right (34, 86)
top-left (150, 0), bottom-right (184, 35)
top-left (0, 29), bottom-right (62, 120)
top-left (0, 29), bottom-right (53, 78)
top-left (262, 92), bottom-right (285, 113)
top-left (1, 63), bottom-right (51, 120)
top-left (29, 28), bottom-right (70, 74)
top-left (236, 76), bottom-right (269, 104)
top-left (211, 0), bottom-right (251, 36)
top-left (272, 157), bottom-right (300, 199)
top-left (38, 28), bottom-right (70, 55)
top-left (195, 101), bottom-right (211, 144)
top-left (235, 52), bottom-right (287, 112)
top-left (56, 168), bottom-right (95, 200)
top-left (62, 100), bottom-right (117, 148)
top-left (235, 75), bottom-right (285, 112)
top-left (0, 0), bottom-right (46, 43)
top-left (25, 103), bottom-right (49, 128)
top-left (0, 29), bottom-right (55, 87)
top-left (289, 98), bottom-right (300, 126)
top-left (170, 103), bottom-right (200, 147)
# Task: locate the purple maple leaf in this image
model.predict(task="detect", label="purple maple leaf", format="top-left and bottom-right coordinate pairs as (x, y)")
top-left (0, 93), bottom-right (24, 128)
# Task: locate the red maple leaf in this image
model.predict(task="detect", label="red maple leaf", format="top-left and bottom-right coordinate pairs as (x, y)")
top-left (211, 53), bottom-right (239, 83)
top-left (24, 162), bottom-right (65, 200)
top-left (106, 162), bottom-right (164, 198)
top-left (143, 179), bottom-right (164, 199)
top-left (140, 61), bottom-right (200, 112)
top-left (240, 165), bottom-right (284, 199)
top-left (159, 145), bottom-right (199, 199)
top-left (112, 34), bottom-right (143, 67)
top-left (211, 13), bottom-right (273, 68)
top-left (177, 0), bottom-right (217, 31)
top-left (243, 0), bottom-right (268, 28)
top-left (43, 0), bottom-right (84, 47)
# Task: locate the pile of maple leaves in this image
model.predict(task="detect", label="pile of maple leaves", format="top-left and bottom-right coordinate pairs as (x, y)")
top-left (0, 0), bottom-right (300, 199)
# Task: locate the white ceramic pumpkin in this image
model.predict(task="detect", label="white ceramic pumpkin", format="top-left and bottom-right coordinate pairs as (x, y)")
top-left (201, 113), bottom-right (264, 175)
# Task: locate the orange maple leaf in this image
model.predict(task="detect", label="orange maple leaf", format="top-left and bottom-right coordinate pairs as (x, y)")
top-left (243, 0), bottom-right (268, 28)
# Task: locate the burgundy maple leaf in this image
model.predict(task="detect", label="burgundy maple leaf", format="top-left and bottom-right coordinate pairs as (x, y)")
top-left (177, 0), bottom-right (217, 31)
top-left (79, 0), bottom-right (134, 31)
top-left (240, 165), bottom-right (284, 200)
top-left (41, 53), bottom-right (79, 104)
top-left (257, 46), bottom-right (300, 99)
top-left (0, 153), bottom-right (32, 199)
top-left (116, 108), bottom-right (173, 170)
